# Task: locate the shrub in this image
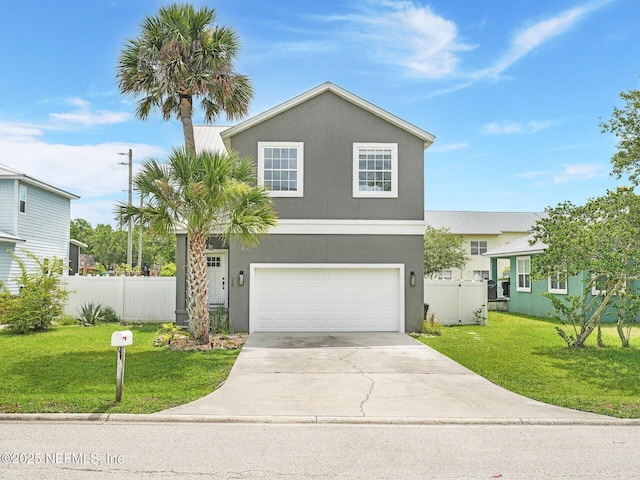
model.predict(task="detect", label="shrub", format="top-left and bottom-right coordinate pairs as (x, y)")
top-left (210, 307), bottom-right (232, 334)
top-left (0, 250), bottom-right (68, 333)
top-left (99, 305), bottom-right (121, 323)
top-left (77, 302), bottom-right (103, 326)
top-left (420, 313), bottom-right (442, 336)
top-left (154, 322), bottom-right (184, 346)
top-left (160, 262), bottom-right (176, 277)
top-left (77, 302), bottom-right (121, 325)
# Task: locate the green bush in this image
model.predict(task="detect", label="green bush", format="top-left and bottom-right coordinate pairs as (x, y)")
top-left (99, 305), bottom-right (121, 323)
top-left (160, 262), bottom-right (176, 277)
top-left (211, 307), bottom-right (232, 334)
top-left (77, 302), bottom-right (121, 325)
top-left (0, 250), bottom-right (68, 333)
top-left (420, 313), bottom-right (442, 336)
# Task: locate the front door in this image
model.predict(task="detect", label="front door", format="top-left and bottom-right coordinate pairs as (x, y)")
top-left (206, 250), bottom-right (228, 308)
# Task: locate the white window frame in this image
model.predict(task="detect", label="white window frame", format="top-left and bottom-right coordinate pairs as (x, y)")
top-left (516, 256), bottom-right (531, 293)
top-left (548, 272), bottom-right (568, 294)
top-left (18, 184), bottom-right (27, 214)
top-left (353, 143), bottom-right (398, 198)
top-left (470, 240), bottom-right (487, 256)
top-left (258, 142), bottom-right (304, 197)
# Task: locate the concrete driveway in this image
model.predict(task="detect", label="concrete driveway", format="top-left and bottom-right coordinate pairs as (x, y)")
top-left (161, 332), bottom-right (609, 422)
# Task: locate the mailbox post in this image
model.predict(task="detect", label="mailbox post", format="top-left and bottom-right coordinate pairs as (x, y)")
top-left (111, 330), bottom-right (133, 402)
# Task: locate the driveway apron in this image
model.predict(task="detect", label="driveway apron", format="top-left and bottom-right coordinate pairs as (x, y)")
top-left (160, 332), bottom-right (608, 421)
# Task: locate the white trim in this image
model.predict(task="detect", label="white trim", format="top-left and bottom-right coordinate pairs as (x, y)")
top-left (353, 143), bottom-right (398, 198)
top-left (249, 263), bottom-right (405, 333)
top-left (221, 82), bottom-right (435, 150)
top-left (270, 219), bottom-right (425, 235)
top-left (257, 141), bottom-right (304, 197)
top-left (174, 219), bottom-right (426, 236)
top-left (516, 256), bottom-right (531, 293)
top-left (548, 273), bottom-right (568, 295)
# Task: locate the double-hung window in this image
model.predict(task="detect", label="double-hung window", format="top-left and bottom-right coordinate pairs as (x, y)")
top-left (258, 142), bottom-right (304, 197)
top-left (353, 143), bottom-right (398, 198)
top-left (548, 272), bottom-right (568, 294)
top-left (516, 256), bottom-right (531, 292)
top-left (470, 241), bottom-right (487, 255)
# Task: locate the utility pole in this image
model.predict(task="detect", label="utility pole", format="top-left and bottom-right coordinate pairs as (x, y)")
top-left (118, 149), bottom-right (133, 268)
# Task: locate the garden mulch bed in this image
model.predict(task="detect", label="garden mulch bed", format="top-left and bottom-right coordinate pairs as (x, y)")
top-left (167, 333), bottom-right (246, 351)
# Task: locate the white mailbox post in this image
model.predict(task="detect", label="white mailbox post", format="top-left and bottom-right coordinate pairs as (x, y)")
top-left (111, 330), bottom-right (133, 402)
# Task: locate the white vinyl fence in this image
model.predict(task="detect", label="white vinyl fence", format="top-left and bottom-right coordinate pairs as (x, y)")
top-left (423, 280), bottom-right (488, 325)
top-left (63, 275), bottom-right (176, 322)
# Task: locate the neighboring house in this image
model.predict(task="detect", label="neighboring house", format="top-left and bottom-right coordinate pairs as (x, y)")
top-left (424, 211), bottom-right (545, 281)
top-left (69, 239), bottom-right (88, 275)
top-left (176, 82), bottom-right (435, 333)
top-left (0, 164), bottom-right (79, 293)
top-left (483, 234), bottom-right (583, 318)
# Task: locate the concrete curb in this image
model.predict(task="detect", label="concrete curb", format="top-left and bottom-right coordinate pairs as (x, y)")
top-left (1, 413), bottom-right (639, 426)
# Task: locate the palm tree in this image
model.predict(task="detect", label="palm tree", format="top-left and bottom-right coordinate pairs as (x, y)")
top-left (117, 148), bottom-right (277, 344)
top-left (116, 3), bottom-right (253, 153)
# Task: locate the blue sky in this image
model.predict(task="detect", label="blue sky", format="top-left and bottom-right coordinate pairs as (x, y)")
top-left (0, 0), bottom-right (637, 226)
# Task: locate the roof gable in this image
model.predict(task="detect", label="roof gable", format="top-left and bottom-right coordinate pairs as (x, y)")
top-left (0, 163), bottom-right (79, 200)
top-left (221, 82), bottom-right (435, 150)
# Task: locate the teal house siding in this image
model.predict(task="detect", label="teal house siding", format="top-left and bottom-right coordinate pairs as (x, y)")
top-left (506, 257), bottom-right (586, 319)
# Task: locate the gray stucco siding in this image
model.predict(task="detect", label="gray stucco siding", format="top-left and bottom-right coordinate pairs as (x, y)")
top-left (227, 233), bottom-right (424, 333)
top-left (228, 91), bottom-right (425, 221)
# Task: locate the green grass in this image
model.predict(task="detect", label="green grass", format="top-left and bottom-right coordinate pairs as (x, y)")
top-left (0, 323), bottom-right (239, 414)
top-left (416, 312), bottom-right (640, 418)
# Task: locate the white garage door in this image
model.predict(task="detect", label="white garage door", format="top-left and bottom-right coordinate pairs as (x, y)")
top-left (250, 264), bottom-right (404, 333)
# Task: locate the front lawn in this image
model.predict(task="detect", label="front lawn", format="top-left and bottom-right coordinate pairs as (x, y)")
top-left (417, 312), bottom-right (640, 418)
top-left (0, 323), bottom-right (239, 414)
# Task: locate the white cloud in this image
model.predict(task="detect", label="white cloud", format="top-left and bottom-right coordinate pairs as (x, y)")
top-left (480, 119), bottom-right (555, 135)
top-left (49, 98), bottom-right (131, 126)
top-left (474, 0), bottom-right (613, 79)
top-left (320, 0), bottom-right (474, 78)
top-left (552, 164), bottom-right (608, 183)
top-left (430, 142), bottom-right (469, 153)
top-left (0, 122), bottom-right (166, 225)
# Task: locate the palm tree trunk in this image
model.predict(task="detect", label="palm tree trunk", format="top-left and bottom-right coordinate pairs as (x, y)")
top-left (180, 94), bottom-right (197, 155)
top-left (186, 229), bottom-right (210, 344)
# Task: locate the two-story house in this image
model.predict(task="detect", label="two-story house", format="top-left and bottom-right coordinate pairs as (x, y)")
top-left (424, 210), bottom-right (545, 282)
top-left (0, 164), bottom-right (79, 293)
top-left (175, 82), bottom-right (435, 333)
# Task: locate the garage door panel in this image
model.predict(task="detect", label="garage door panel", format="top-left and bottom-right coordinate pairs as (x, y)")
top-left (250, 265), bottom-right (402, 332)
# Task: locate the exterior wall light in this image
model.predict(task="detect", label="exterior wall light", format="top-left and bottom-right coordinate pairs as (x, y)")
top-left (410, 271), bottom-right (416, 287)
top-left (238, 270), bottom-right (245, 286)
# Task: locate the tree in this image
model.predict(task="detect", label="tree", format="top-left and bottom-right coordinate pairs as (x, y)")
top-left (117, 148), bottom-right (277, 344)
top-left (70, 219), bottom-right (176, 272)
top-left (532, 187), bottom-right (640, 347)
top-left (423, 226), bottom-right (467, 278)
top-left (116, 3), bottom-right (253, 153)
top-left (600, 87), bottom-right (640, 185)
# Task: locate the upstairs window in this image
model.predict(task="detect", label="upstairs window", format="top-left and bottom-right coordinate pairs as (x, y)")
top-left (258, 142), bottom-right (304, 197)
top-left (470, 241), bottom-right (487, 255)
top-left (19, 185), bottom-right (27, 214)
top-left (353, 143), bottom-right (398, 198)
